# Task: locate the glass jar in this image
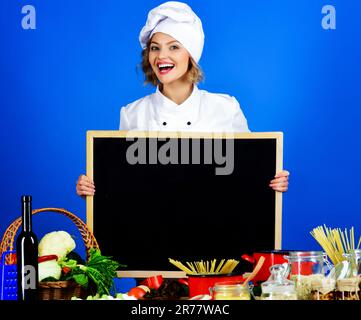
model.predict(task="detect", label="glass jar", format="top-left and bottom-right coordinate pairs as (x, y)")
top-left (284, 251), bottom-right (331, 300)
top-left (261, 264), bottom-right (297, 300)
top-left (310, 277), bottom-right (336, 300)
top-left (343, 249), bottom-right (361, 278)
top-left (335, 250), bottom-right (361, 300)
top-left (210, 281), bottom-right (251, 300)
top-left (336, 278), bottom-right (360, 300)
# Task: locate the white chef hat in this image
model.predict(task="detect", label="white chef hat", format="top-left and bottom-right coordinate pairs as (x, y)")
top-left (139, 1), bottom-right (205, 63)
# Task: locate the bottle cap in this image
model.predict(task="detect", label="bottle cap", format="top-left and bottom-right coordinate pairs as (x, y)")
top-left (21, 195), bottom-right (32, 202)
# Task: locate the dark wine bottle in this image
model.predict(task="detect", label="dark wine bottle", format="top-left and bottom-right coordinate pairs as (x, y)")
top-left (16, 195), bottom-right (39, 300)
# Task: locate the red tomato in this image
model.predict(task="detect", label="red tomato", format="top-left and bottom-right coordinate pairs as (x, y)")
top-left (127, 287), bottom-right (147, 299)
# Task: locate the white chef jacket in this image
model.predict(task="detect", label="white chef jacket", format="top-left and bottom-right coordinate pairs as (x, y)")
top-left (119, 85), bottom-right (250, 133)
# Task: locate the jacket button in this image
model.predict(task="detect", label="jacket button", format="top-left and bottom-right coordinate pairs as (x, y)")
top-left (163, 122), bottom-right (167, 126)
top-left (187, 121), bottom-right (191, 125)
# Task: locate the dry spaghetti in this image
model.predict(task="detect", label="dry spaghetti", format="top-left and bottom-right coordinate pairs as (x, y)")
top-left (310, 225), bottom-right (361, 265)
top-left (169, 258), bottom-right (239, 275)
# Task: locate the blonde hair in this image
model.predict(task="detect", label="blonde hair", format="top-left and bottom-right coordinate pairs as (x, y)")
top-left (141, 39), bottom-right (204, 86)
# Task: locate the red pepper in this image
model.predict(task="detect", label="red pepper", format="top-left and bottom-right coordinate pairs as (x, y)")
top-left (178, 278), bottom-right (189, 286)
top-left (141, 275), bottom-right (163, 290)
top-left (62, 266), bottom-right (71, 274)
top-left (128, 287), bottom-right (147, 299)
top-left (38, 255), bottom-right (58, 263)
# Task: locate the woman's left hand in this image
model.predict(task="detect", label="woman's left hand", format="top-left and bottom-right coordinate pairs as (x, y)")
top-left (269, 170), bottom-right (289, 192)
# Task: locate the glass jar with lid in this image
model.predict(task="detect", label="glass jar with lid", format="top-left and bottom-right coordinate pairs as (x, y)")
top-left (335, 249), bottom-right (361, 300)
top-left (210, 281), bottom-right (251, 300)
top-left (260, 264), bottom-right (297, 300)
top-left (342, 249), bottom-right (361, 278)
top-left (284, 251), bottom-right (331, 300)
top-left (310, 277), bottom-right (336, 300)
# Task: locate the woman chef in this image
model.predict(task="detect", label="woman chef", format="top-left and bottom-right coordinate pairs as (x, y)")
top-left (76, 1), bottom-right (289, 197)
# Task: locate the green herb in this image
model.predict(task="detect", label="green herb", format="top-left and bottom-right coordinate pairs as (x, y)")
top-left (60, 248), bottom-right (125, 296)
top-left (72, 273), bottom-right (89, 287)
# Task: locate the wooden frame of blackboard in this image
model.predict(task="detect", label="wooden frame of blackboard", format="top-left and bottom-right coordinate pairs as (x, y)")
top-left (86, 130), bottom-right (283, 278)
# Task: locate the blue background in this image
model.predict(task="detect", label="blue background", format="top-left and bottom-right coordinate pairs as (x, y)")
top-left (0, 0), bottom-right (360, 259)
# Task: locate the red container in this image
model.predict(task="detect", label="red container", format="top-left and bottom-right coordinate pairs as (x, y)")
top-left (241, 250), bottom-right (291, 283)
top-left (188, 273), bottom-right (245, 298)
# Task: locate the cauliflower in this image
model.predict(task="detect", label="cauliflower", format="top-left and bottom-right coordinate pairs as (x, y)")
top-left (38, 260), bottom-right (62, 281)
top-left (38, 231), bottom-right (76, 260)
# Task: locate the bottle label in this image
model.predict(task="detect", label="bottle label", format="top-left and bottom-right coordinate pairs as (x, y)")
top-left (23, 265), bottom-right (37, 289)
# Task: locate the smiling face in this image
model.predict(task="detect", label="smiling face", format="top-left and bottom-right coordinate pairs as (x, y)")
top-left (148, 32), bottom-right (191, 85)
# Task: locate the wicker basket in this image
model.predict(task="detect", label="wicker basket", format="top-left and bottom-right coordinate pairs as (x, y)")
top-left (37, 280), bottom-right (89, 300)
top-left (0, 207), bottom-right (100, 300)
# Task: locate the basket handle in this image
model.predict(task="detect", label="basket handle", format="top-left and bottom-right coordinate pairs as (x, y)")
top-left (0, 208), bottom-right (99, 264)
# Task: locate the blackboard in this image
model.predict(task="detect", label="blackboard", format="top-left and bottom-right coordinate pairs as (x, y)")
top-left (86, 131), bottom-right (283, 273)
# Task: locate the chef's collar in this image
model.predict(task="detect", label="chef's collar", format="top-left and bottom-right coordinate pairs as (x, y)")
top-left (151, 84), bottom-right (201, 129)
top-left (153, 84), bottom-right (200, 115)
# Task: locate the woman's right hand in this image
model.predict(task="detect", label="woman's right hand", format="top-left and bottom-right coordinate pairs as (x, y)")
top-left (76, 174), bottom-right (95, 197)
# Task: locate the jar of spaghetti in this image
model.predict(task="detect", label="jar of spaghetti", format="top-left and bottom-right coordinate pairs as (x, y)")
top-left (284, 251), bottom-right (331, 300)
top-left (210, 281), bottom-right (251, 300)
top-left (343, 249), bottom-right (361, 277)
